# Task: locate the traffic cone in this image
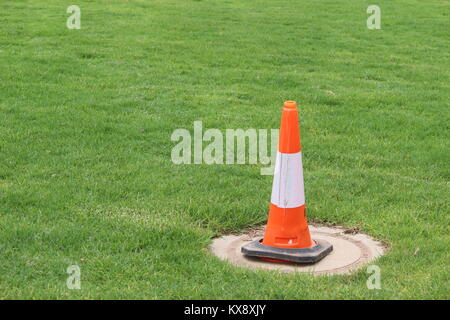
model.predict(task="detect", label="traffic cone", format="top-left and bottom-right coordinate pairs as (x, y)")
top-left (242, 101), bottom-right (332, 263)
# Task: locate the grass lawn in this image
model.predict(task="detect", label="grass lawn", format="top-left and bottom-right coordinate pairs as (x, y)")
top-left (0, 0), bottom-right (448, 299)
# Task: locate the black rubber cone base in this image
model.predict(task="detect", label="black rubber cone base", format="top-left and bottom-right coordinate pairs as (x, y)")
top-left (241, 239), bottom-right (333, 264)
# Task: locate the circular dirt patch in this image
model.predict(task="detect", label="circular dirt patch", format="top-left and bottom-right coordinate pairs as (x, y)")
top-left (211, 224), bottom-right (386, 275)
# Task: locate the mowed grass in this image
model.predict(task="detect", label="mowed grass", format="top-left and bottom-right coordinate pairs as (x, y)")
top-left (0, 0), bottom-right (448, 299)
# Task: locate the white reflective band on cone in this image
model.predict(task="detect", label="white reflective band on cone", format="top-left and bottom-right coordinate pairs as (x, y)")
top-left (270, 151), bottom-right (305, 208)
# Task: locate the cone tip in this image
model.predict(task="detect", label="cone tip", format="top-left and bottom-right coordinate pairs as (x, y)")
top-left (284, 101), bottom-right (297, 109)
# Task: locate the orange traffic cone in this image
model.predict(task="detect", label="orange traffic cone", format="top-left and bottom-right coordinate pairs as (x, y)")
top-left (242, 101), bottom-right (332, 263)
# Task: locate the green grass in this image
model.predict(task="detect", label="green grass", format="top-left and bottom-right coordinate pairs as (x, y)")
top-left (0, 0), bottom-right (449, 299)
